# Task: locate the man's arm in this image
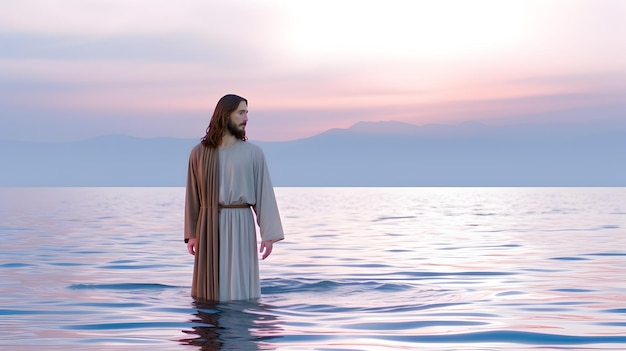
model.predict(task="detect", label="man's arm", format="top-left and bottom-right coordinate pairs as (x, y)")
top-left (253, 148), bottom-right (285, 243)
top-left (184, 146), bottom-right (200, 244)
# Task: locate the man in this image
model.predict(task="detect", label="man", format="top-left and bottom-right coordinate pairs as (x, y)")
top-left (184, 94), bottom-right (284, 302)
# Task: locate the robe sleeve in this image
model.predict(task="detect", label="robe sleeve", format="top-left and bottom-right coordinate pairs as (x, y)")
top-left (184, 145), bottom-right (201, 241)
top-left (252, 147), bottom-right (285, 243)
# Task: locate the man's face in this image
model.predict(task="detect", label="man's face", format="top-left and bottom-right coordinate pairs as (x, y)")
top-left (227, 101), bottom-right (248, 138)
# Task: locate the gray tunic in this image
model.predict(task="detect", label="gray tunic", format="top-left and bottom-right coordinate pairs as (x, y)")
top-left (188, 140), bottom-right (284, 301)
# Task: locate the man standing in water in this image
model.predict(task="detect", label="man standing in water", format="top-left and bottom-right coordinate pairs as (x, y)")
top-left (184, 94), bottom-right (284, 302)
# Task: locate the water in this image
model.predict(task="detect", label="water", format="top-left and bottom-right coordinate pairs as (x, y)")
top-left (1, 187), bottom-right (625, 350)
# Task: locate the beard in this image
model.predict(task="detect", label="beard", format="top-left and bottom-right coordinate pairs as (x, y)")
top-left (227, 120), bottom-right (246, 139)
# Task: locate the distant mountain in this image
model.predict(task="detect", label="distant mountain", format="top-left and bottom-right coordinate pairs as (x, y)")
top-left (0, 136), bottom-right (197, 187)
top-left (318, 121), bottom-right (492, 138)
top-left (1, 120), bottom-right (625, 186)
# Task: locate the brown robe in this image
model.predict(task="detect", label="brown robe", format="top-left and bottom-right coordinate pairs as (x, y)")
top-left (184, 144), bottom-right (220, 301)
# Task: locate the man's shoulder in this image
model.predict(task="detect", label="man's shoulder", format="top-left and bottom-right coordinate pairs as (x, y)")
top-left (238, 141), bottom-right (265, 155)
top-left (189, 143), bottom-right (212, 159)
top-left (190, 143), bottom-right (204, 154)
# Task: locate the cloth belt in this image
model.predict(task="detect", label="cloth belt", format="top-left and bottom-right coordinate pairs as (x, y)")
top-left (218, 204), bottom-right (252, 211)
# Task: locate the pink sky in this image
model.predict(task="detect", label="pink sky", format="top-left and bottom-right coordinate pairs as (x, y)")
top-left (0, 0), bottom-right (624, 141)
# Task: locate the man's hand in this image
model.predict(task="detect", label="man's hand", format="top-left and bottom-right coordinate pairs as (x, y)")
top-left (259, 240), bottom-right (273, 260)
top-left (187, 238), bottom-right (197, 255)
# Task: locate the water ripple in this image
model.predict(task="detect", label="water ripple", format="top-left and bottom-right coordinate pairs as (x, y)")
top-left (262, 278), bottom-right (415, 295)
top-left (2, 187), bottom-right (626, 350)
top-left (0, 262), bottom-right (35, 268)
top-left (343, 320), bottom-right (487, 330)
top-left (64, 321), bottom-right (211, 330)
top-left (68, 283), bottom-right (181, 290)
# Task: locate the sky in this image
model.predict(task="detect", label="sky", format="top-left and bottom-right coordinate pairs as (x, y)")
top-left (0, 0), bottom-right (625, 142)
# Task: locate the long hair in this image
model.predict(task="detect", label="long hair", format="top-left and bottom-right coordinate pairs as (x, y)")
top-left (201, 94), bottom-right (248, 148)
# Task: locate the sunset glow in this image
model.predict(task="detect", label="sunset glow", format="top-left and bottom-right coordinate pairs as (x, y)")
top-left (0, 0), bottom-right (624, 141)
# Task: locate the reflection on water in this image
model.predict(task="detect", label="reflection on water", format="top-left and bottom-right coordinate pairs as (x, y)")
top-left (1, 187), bottom-right (626, 350)
top-left (181, 300), bottom-right (283, 350)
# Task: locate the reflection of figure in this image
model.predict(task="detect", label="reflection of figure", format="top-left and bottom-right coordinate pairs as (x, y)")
top-left (182, 302), bottom-right (222, 350)
top-left (181, 300), bottom-right (284, 350)
top-left (184, 94), bottom-right (285, 302)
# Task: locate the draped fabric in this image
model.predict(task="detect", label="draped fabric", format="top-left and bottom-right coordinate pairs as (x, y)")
top-left (217, 206), bottom-right (259, 300)
top-left (185, 140), bottom-right (285, 302)
top-left (185, 144), bottom-right (220, 301)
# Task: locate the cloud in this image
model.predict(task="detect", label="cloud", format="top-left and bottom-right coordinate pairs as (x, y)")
top-left (0, 33), bottom-right (244, 64)
top-left (0, 1), bottom-right (288, 68)
top-left (1, 0), bottom-right (624, 142)
top-left (0, 1), bottom-right (282, 36)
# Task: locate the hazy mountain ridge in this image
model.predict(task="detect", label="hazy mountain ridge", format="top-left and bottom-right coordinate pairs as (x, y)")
top-left (1, 120), bottom-right (625, 186)
top-left (0, 136), bottom-right (198, 187)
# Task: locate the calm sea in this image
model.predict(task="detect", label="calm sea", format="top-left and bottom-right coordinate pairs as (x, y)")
top-left (1, 187), bottom-right (625, 351)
